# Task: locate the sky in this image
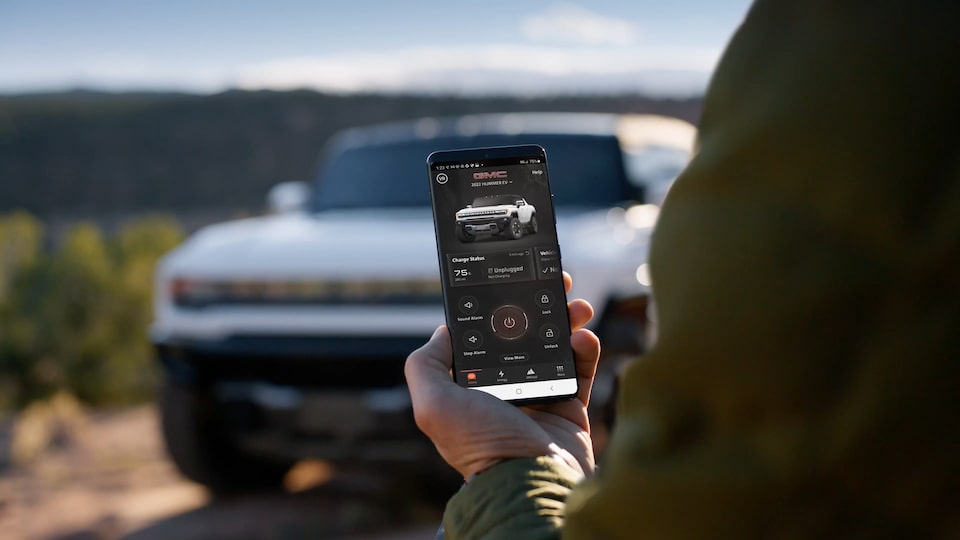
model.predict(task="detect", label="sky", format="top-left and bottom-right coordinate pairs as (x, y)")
top-left (0, 0), bottom-right (754, 96)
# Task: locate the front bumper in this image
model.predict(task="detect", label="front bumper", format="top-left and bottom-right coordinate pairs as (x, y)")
top-left (457, 216), bottom-right (510, 234)
top-left (155, 334), bottom-right (429, 387)
top-left (216, 381), bottom-right (431, 463)
top-left (155, 334), bottom-right (437, 463)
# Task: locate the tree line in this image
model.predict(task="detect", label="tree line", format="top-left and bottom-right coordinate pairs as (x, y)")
top-left (0, 90), bottom-right (702, 220)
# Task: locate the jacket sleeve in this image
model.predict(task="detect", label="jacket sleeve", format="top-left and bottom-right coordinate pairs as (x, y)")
top-left (442, 457), bottom-right (581, 540)
top-left (444, 0), bottom-right (960, 537)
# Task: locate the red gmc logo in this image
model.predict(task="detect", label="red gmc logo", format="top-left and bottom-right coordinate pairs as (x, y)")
top-left (473, 171), bottom-right (508, 180)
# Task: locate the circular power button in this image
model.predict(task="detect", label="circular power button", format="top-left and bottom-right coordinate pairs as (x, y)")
top-left (491, 305), bottom-right (528, 340)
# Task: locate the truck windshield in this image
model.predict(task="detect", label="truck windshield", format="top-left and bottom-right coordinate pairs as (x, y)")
top-left (470, 195), bottom-right (521, 207)
top-left (312, 134), bottom-right (631, 210)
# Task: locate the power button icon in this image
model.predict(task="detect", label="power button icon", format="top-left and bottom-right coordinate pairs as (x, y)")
top-left (491, 305), bottom-right (528, 340)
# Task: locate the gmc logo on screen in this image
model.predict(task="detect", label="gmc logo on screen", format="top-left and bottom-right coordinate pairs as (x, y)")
top-left (473, 171), bottom-right (508, 180)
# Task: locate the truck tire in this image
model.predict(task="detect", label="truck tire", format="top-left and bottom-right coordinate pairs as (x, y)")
top-left (160, 380), bottom-right (293, 496)
top-left (527, 214), bottom-right (538, 234)
top-left (506, 217), bottom-right (523, 240)
top-left (457, 224), bottom-right (475, 242)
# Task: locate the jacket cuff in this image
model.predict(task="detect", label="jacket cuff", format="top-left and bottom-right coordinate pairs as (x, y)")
top-left (442, 456), bottom-right (583, 540)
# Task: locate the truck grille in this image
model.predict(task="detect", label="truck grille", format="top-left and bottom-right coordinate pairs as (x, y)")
top-left (157, 335), bottom-right (425, 388)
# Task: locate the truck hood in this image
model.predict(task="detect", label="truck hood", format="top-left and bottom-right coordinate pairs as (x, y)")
top-left (159, 206), bottom-right (653, 281)
top-left (161, 209), bottom-right (440, 280)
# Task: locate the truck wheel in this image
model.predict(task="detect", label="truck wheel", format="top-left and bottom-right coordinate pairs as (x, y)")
top-left (160, 380), bottom-right (293, 496)
top-left (457, 224), bottom-right (475, 242)
top-left (527, 214), bottom-right (538, 234)
top-left (506, 217), bottom-right (523, 240)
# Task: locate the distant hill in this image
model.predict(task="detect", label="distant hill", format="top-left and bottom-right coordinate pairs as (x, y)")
top-left (0, 90), bottom-right (702, 222)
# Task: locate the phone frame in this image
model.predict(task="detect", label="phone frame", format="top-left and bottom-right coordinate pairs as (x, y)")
top-left (427, 144), bottom-right (579, 406)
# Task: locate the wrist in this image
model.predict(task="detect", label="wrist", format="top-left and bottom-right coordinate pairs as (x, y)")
top-left (547, 443), bottom-right (588, 478)
top-left (465, 458), bottom-right (505, 481)
top-left (467, 447), bottom-right (586, 484)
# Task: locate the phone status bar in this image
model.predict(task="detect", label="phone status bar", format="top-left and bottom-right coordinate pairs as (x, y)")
top-left (432, 156), bottom-right (542, 171)
top-left (434, 162), bottom-right (482, 171)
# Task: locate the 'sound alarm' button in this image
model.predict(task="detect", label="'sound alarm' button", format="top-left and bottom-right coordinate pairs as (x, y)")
top-left (458, 296), bottom-right (479, 315)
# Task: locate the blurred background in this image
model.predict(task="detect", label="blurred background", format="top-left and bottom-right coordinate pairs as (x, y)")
top-left (0, 1), bottom-right (751, 538)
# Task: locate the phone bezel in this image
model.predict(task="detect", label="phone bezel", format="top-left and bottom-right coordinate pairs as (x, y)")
top-left (427, 144), bottom-right (579, 406)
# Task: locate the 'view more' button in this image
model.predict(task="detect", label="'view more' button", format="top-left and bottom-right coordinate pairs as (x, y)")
top-left (501, 353), bottom-right (529, 363)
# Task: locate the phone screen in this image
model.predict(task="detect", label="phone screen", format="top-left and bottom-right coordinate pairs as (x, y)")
top-left (427, 145), bottom-right (578, 403)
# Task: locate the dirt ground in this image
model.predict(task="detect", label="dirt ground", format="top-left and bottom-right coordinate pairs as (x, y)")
top-left (0, 405), bottom-right (445, 540)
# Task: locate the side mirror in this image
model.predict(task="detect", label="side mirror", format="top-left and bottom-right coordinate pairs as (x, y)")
top-left (266, 181), bottom-right (310, 214)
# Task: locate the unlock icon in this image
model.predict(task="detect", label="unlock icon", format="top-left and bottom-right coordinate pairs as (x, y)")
top-left (541, 324), bottom-right (559, 342)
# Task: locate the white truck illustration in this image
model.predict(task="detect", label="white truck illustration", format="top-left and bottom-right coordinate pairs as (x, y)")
top-left (455, 194), bottom-right (537, 242)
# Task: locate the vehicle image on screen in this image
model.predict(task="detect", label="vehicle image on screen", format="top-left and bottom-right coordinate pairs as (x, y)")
top-left (151, 113), bottom-right (695, 495)
top-left (455, 194), bottom-right (537, 242)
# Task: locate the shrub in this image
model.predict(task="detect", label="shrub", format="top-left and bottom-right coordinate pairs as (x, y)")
top-left (0, 212), bottom-right (183, 408)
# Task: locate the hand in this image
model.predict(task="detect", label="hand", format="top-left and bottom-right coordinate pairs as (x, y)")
top-left (405, 273), bottom-right (601, 480)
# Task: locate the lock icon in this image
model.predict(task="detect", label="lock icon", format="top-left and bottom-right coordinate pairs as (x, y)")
top-left (541, 294), bottom-right (550, 304)
top-left (545, 328), bottom-right (555, 338)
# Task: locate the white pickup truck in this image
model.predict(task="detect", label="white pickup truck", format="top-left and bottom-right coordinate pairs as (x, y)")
top-left (151, 112), bottom-right (695, 494)
top-left (456, 194), bottom-right (537, 241)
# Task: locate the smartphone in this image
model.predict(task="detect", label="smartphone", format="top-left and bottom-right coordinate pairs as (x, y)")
top-left (427, 144), bottom-right (578, 404)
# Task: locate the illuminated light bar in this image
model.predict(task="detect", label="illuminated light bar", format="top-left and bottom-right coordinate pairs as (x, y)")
top-left (460, 209), bottom-right (508, 217)
top-left (171, 278), bottom-right (443, 307)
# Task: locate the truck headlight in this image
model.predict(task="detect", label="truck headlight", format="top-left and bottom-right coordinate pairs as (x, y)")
top-left (170, 278), bottom-right (221, 307)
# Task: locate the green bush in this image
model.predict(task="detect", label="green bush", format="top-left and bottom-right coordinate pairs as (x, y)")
top-left (0, 212), bottom-right (183, 408)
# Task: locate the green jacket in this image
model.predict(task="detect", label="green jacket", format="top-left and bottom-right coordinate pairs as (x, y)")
top-left (443, 0), bottom-right (960, 537)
